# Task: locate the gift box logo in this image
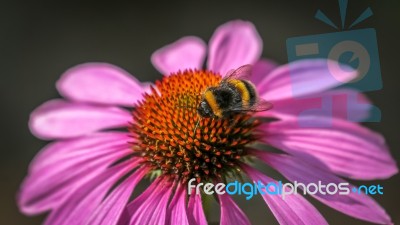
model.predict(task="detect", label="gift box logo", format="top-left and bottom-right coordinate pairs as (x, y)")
top-left (286, 0), bottom-right (381, 127)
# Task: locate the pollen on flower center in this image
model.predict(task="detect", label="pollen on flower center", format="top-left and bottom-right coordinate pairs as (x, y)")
top-left (130, 69), bottom-right (261, 183)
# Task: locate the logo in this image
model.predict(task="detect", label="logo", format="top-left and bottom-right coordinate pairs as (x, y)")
top-left (286, 0), bottom-right (382, 127)
top-left (188, 179), bottom-right (384, 200)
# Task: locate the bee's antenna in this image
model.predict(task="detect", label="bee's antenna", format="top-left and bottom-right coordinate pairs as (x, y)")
top-left (193, 118), bottom-right (200, 133)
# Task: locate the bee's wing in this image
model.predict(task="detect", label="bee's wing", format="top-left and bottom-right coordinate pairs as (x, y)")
top-left (229, 98), bottom-right (273, 112)
top-left (222, 64), bottom-right (253, 81)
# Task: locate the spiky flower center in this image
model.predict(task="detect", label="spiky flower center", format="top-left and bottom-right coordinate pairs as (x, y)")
top-left (130, 70), bottom-right (261, 182)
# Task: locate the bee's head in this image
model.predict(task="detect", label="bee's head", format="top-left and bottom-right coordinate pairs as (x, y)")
top-left (197, 100), bottom-right (213, 118)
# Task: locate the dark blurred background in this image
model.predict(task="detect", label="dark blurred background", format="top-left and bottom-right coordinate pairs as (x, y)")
top-left (1, 0), bottom-right (399, 224)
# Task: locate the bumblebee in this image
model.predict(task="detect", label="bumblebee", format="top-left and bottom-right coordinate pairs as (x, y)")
top-left (197, 65), bottom-right (272, 118)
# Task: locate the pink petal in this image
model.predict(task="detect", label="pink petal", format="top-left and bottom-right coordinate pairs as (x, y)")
top-left (207, 20), bottom-right (262, 75)
top-left (29, 132), bottom-right (131, 173)
top-left (128, 177), bottom-right (173, 225)
top-left (151, 36), bottom-right (206, 75)
top-left (116, 210), bottom-right (131, 225)
top-left (242, 164), bottom-right (328, 225)
top-left (86, 166), bottom-right (149, 225)
top-left (254, 151), bottom-right (392, 224)
top-left (219, 192), bottom-right (251, 225)
top-left (262, 88), bottom-right (372, 122)
top-left (250, 59), bottom-right (278, 87)
top-left (44, 159), bottom-right (138, 225)
top-left (29, 99), bottom-right (131, 140)
top-left (187, 189), bottom-right (208, 225)
top-left (259, 117), bottom-right (398, 180)
top-left (18, 137), bottom-right (133, 215)
top-left (57, 63), bottom-right (149, 107)
top-left (167, 182), bottom-right (189, 225)
top-left (259, 59), bottom-right (358, 101)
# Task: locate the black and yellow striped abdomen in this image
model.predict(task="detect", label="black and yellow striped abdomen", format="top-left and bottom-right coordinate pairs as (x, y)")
top-left (199, 79), bottom-right (257, 118)
top-left (227, 79), bottom-right (256, 109)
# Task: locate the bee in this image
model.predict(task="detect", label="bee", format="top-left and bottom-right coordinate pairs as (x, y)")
top-left (197, 64), bottom-right (273, 118)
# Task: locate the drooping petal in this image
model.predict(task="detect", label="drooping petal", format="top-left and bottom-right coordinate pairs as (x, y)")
top-left (259, 59), bottom-right (358, 101)
top-left (29, 132), bottom-right (131, 173)
top-left (44, 159), bottom-right (138, 225)
top-left (128, 177), bottom-right (174, 225)
top-left (207, 20), bottom-right (262, 75)
top-left (254, 151), bottom-right (392, 224)
top-left (187, 189), bottom-right (208, 225)
top-left (29, 99), bottom-right (131, 140)
top-left (18, 136), bottom-right (134, 215)
top-left (219, 192), bottom-right (251, 225)
top-left (151, 36), bottom-right (206, 75)
top-left (86, 166), bottom-right (150, 225)
top-left (57, 63), bottom-right (149, 107)
top-left (259, 117), bottom-right (398, 180)
top-left (250, 59), bottom-right (278, 89)
top-left (166, 182), bottom-right (189, 225)
top-left (261, 88), bottom-right (372, 122)
top-left (242, 163), bottom-right (328, 225)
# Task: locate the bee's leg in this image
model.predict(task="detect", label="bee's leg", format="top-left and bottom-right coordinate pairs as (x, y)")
top-left (228, 114), bottom-right (238, 129)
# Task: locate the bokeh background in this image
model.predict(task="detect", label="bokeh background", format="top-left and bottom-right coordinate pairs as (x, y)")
top-left (1, 0), bottom-right (399, 224)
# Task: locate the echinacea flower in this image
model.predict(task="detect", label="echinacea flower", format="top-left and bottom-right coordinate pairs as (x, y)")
top-left (18, 20), bottom-right (398, 225)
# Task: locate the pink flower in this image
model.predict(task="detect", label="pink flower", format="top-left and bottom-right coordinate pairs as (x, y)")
top-left (18, 20), bottom-right (397, 225)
